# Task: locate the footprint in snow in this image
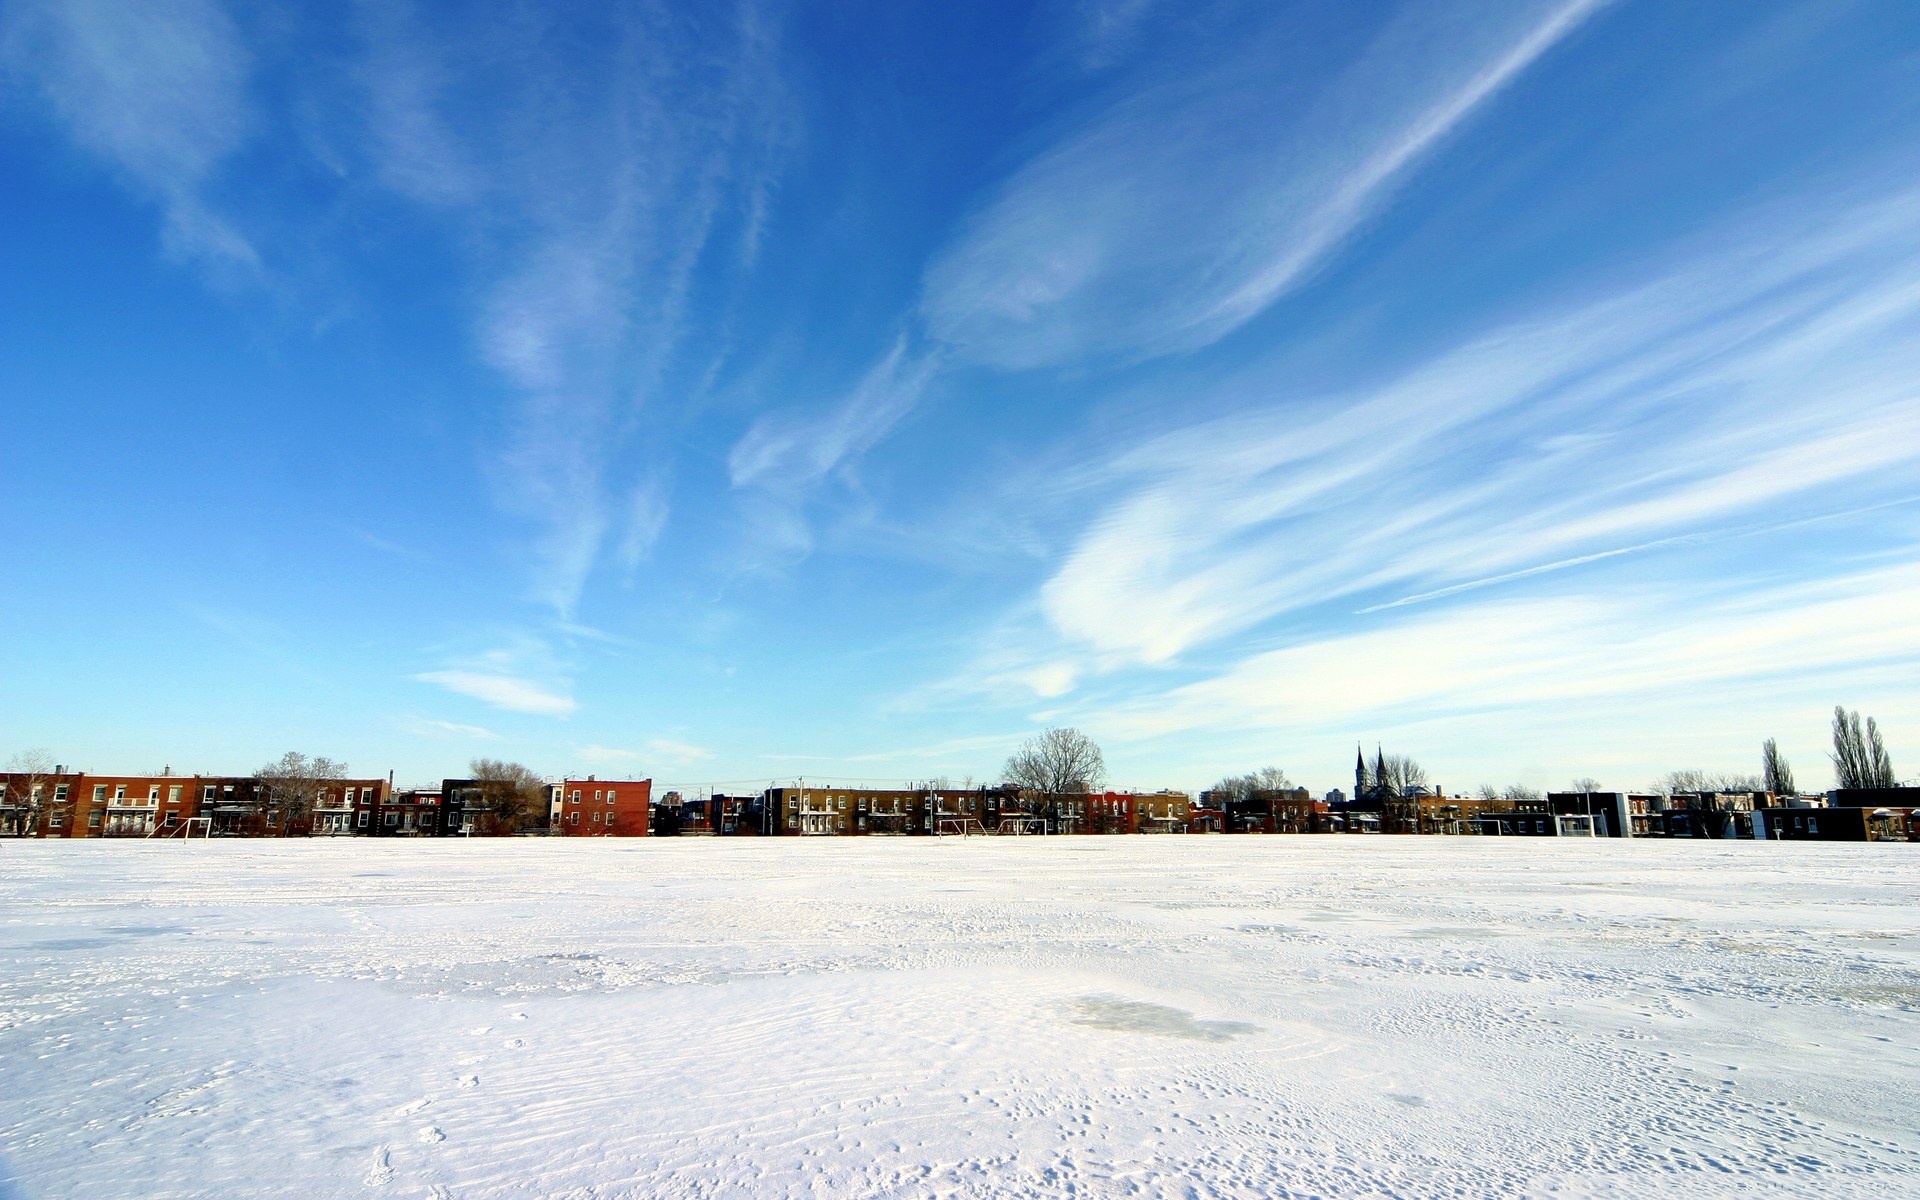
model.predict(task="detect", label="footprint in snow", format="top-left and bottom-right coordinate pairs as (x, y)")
top-left (395, 1098), bottom-right (431, 1116)
top-left (364, 1145), bottom-right (394, 1187)
top-left (418, 1125), bottom-right (445, 1144)
top-left (504, 1038), bottom-right (525, 1049)
top-left (457, 1074), bottom-right (479, 1089)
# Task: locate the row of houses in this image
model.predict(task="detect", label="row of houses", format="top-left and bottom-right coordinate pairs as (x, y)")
top-left (4, 765), bottom-right (1913, 843)
top-left (1268, 786), bottom-right (1915, 842)
top-left (0, 769), bottom-right (387, 839)
top-left (0, 768), bottom-right (652, 839)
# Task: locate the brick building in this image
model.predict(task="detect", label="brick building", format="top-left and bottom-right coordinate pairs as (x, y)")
top-left (0, 769), bottom-right (207, 838)
top-left (1135, 791), bottom-right (1192, 833)
top-left (764, 787), bottom-right (913, 833)
top-left (310, 779), bottom-right (388, 836)
top-left (360, 788), bottom-right (440, 835)
top-left (555, 777), bottom-right (651, 836)
top-left (1055, 791), bottom-right (1135, 834)
top-left (1760, 804), bottom-right (1911, 842)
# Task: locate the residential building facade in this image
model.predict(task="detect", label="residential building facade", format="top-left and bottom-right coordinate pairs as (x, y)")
top-left (555, 778), bottom-right (651, 836)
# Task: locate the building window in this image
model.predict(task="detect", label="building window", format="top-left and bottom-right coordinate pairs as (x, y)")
top-left (168, 785), bottom-right (181, 803)
top-left (570, 790), bottom-right (581, 802)
top-left (608, 789), bottom-right (617, 802)
top-left (88, 811), bottom-right (102, 828)
top-left (203, 785), bottom-right (215, 802)
top-left (1808, 817), bottom-right (1819, 835)
top-left (51, 813), bottom-right (64, 828)
top-left (94, 786), bottom-right (108, 802)
top-left (54, 783), bottom-right (67, 802)
top-left (356, 811), bottom-right (368, 828)
top-left (788, 817), bottom-right (798, 829)
top-left (148, 785), bottom-right (160, 801)
top-left (344, 788), bottom-right (356, 804)
top-left (385, 813), bottom-right (397, 827)
top-left (114, 785), bottom-right (126, 800)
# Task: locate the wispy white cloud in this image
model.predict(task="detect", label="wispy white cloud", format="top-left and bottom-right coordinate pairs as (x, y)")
top-left (0, 0), bottom-right (257, 271)
top-left (1083, 561), bottom-right (1920, 758)
top-left (401, 717), bottom-right (501, 741)
top-left (646, 738), bottom-right (715, 764)
top-left (726, 337), bottom-right (941, 559)
top-left (615, 479), bottom-right (671, 578)
top-left (413, 670), bottom-right (575, 716)
top-left (577, 738), bottom-right (713, 768)
top-left (1068, 0), bottom-right (1161, 71)
top-left (352, 1), bottom-right (796, 615)
top-left (921, 0), bottom-right (1608, 370)
top-left (1021, 188), bottom-right (1920, 675)
top-left (730, 338), bottom-right (941, 491)
top-left (347, 0), bottom-right (476, 208)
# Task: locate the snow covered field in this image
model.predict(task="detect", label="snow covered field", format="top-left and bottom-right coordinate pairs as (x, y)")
top-left (1, 838), bottom-right (1915, 1199)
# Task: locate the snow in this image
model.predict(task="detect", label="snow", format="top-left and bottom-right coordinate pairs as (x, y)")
top-left (1, 838), bottom-right (1916, 1199)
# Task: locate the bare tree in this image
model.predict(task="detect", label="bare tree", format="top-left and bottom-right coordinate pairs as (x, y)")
top-left (1475, 783), bottom-right (1500, 801)
top-left (1208, 766), bottom-right (1294, 806)
top-left (256, 752), bottom-right (348, 834)
top-left (1568, 776), bottom-right (1602, 793)
top-left (1652, 768), bottom-right (1764, 797)
top-left (1761, 738), bottom-right (1796, 796)
top-left (1006, 725), bottom-right (1113, 829)
top-left (469, 758), bottom-right (548, 834)
top-left (4, 749), bottom-right (62, 836)
top-left (1359, 753), bottom-right (1428, 832)
top-left (1503, 783), bottom-right (1542, 801)
top-left (1379, 755), bottom-right (1428, 795)
top-left (1004, 728), bottom-right (1106, 796)
top-left (1830, 706), bottom-right (1896, 790)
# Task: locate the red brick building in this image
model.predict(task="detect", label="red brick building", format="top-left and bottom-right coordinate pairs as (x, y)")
top-left (311, 779), bottom-right (388, 836)
top-left (0, 770), bottom-right (204, 838)
top-left (360, 787), bottom-right (438, 835)
top-left (0, 769), bottom-right (389, 837)
top-left (556, 777), bottom-right (651, 836)
top-left (1055, 791), bottom-right (1135, 833)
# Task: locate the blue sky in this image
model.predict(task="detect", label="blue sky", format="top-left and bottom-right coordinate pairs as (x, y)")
top-left (4, 0), bottom-right (1919, 796)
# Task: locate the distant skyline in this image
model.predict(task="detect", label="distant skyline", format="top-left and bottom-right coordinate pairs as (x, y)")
top-left (4, 1), bottom-right (1918, 796)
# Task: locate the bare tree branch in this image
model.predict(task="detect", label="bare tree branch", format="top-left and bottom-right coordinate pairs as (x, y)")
top-left (1002, 728), bottom-right (1106, 797)
top-left (256, 751), bottom-right (348, 833)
